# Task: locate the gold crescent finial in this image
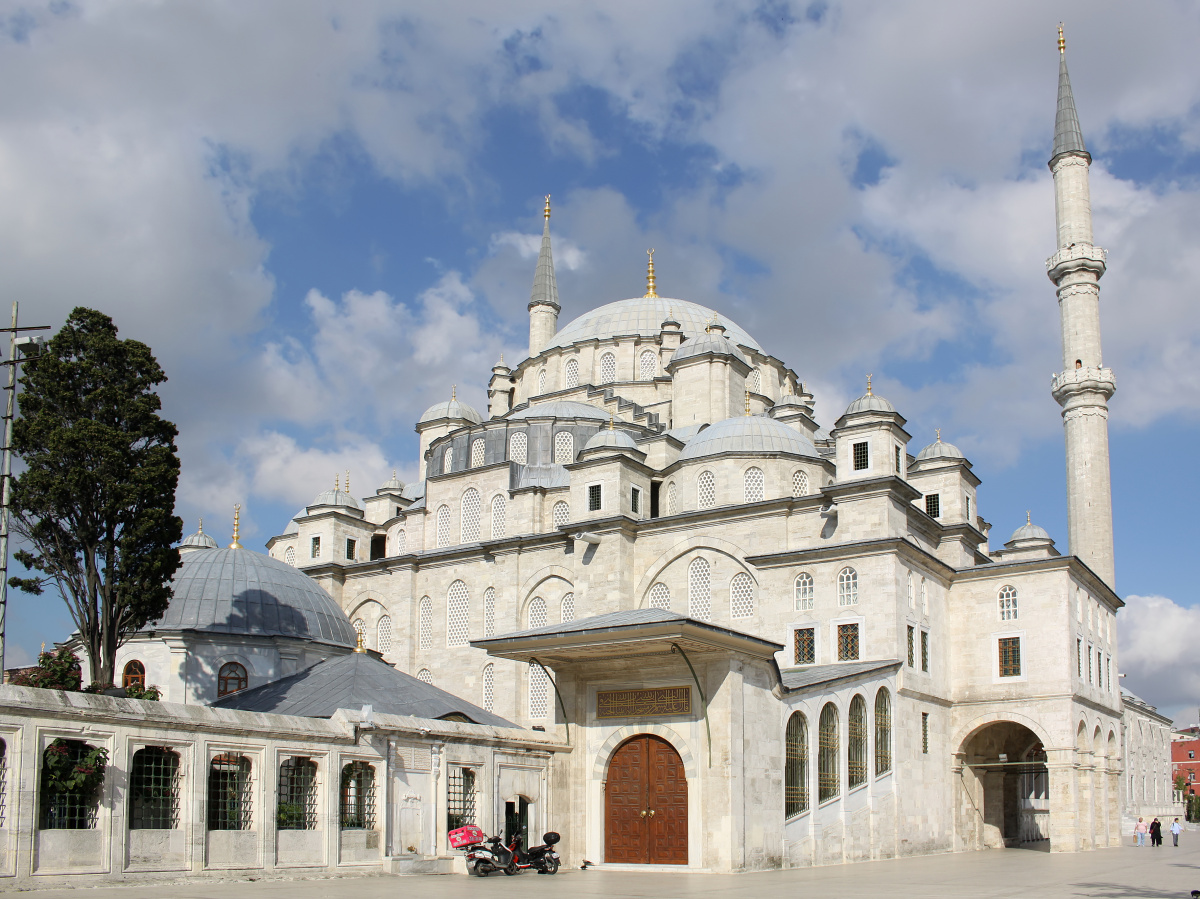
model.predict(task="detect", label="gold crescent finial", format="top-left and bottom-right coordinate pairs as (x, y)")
top-left (334, 473), bottom-right (339, 491)
top-left (745, 390), bottom-right (752, 416)
top-left (451, 384), bottom-right (456, 401)
top-left (935, 428), bottom-right (942, 442)
top-left (1027, 510), bottom-right (1032, 525)
top-left (1058, 23), bottom-right (1065, 55)
top-left (866, 374), bottom-right (873, 396)
top-left (229, 503), bottom-right (242, 549)
top-left (499, 352), bottom-right (504, 365)
top-left (643, 249), bottom-right (658, 298)
top-left (345, 470), bottom-right (350, 494)
top-left (608, 410), bottom-right (615, 431)
top-left (197, 517), bottom-right (204, 534)
top-left (393, 469), bottom-right (397, 479)
top-left (354, 629), bottom-right (366, 653)
top-left (544, 194), bottom-right (551, 220)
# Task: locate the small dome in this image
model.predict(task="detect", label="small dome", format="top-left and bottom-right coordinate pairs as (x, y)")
top-left (309, 488), bottom-right (361, 511)
top-left (507, 400), bottom-right (613, 422)
top-left (584, 428), bottom-right (639, 452)
top-left (1009, 517), bottom-right (1052, 544)
top-left (844, 392), bottom-right (896, 415)
top-left (670, 332), bottom-right (750, 367)
top-left (377, 471), bottom-right (405, 494)
top-left (181, 524), bottom-right (218, 550)
top-left (678, 414), bottom-right (820, 462)
top-left (916, 436), bottom-right (964, 462)
top-left (418, 398), bottom-right (483, 425)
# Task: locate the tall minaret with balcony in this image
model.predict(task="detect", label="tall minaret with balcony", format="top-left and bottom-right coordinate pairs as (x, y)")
top-left (528, 195), bottom-right (560, 358)
top-left (1047, 26), bottom-right (1116, 587)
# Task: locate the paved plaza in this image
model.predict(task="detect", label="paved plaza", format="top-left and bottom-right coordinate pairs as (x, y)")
top-left (16, 842), bottom-right (1200, 899)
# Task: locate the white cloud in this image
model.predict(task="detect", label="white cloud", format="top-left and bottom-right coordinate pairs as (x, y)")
top-left (490, 230), bottom-right (587, 271)
top-left (1119, 594), bottom-right (1200, 724)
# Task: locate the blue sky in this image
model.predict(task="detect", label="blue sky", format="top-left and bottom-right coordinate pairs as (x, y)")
top-left (2, 0), bottom-right (1200, 720)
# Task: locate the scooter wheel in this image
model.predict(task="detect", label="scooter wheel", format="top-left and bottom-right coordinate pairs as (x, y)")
top-left (475, 864), bottom-right (489, 878)
top-left (544, 857), bottom-right (560, 875)
top-left (504, 862), bottom-right (520, 876)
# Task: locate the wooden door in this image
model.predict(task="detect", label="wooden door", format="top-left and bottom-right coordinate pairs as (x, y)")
top-left (604, 735), bottom-right (688, 864)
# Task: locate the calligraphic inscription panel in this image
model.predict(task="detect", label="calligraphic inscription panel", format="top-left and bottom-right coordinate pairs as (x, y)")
top-left (596, 686), bottom-right (690, 719)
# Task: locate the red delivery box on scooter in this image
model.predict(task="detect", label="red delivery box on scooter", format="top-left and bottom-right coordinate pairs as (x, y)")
top-left (448, 825), bottom-right (486, 848)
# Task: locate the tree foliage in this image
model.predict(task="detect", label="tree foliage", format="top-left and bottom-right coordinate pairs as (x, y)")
top-left (8, 646), bottom-right (82, 691)
top-left (9, 307), bottom-right (182, 685)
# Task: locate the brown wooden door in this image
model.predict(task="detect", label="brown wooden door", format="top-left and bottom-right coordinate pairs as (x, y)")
top-left (604, 735), bottom-right (688, 864)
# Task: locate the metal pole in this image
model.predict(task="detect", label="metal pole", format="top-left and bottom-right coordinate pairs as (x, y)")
top-left (0, 300), bottom-right (17, 674)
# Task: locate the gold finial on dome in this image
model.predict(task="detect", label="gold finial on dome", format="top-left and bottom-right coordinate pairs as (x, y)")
top-left (609, 410), bottom-right (615, 431)
top-left (354, 629), bottom-right (366, 653)
top-left (866, 373), bottom-right (873, 396)
top-left (745, 390), bottom-right (752, 416)
top-left (197, 517), bottom-right (204, 533)
top-left (544, 194), bottom-right (551, 220)
top-left (345, 470), bottom-right (350, 494)
top-left (643, 249), bottom-right (657, 298)
top-left (935, 428), bottom-right (942, 442)
top-left (229, 503), bottom-right (242, 549)
top-left (1058, 22), bottom-right (1065, 55)
top-left (1027, 510), bottom-right (1032, 525)
top-left (334, 473), bottom-right (339, 492)
top-left (452, 384), bottom-right (457, 401)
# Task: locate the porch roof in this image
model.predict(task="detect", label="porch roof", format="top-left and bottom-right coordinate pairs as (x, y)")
top-left (779, 659), bottom-right (901, 693)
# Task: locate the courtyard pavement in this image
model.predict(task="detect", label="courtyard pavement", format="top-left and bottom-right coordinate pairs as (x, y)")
top-left (18, 841), bottom-right (1200, 898)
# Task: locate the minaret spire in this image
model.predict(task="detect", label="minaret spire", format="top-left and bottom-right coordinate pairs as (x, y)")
top-left (1052, 25), bottom-right (1088, 165)
top-left (527, 194), bottom-right (561, 358)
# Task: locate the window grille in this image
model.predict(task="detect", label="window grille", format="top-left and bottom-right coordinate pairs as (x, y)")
top-left (588, 483), bottom-right (602, 511)
top-left (748, 368), bottom-right (761, 393)
top-left (443, 446), bottom-right (453, 473)
top-left (346, 538), bottom-right (356, 560)
top-left (631, 486), bottom-right (641, 515)
top-left (998, 585), bottom-right (1018, 620)
top-left (483, 664), bottom-right (495, 712)
top-left (794, 573), bottom-right (814, 611)
top-left (794, 628), bottom-right (815, 665)
top-left (965, 494), bottom-right (971, 521)
top-left (129, 747), bottom-right (180, 830)
top-left (417, 668), bottom-right (433, 684)
top-left (894, 445), bottom-right (901, 473)
top-left (921, 630), bottom-right (930, 672)
top-left (1077, 638), bottom-right (1083, 677)
top-left (395, 529), bottom-right (406, 554)
top-left (40, 740), bottom-right (103, 830)
top-left (484, 588), bottom-right (496, 638)
top-left (538, 369), bottom-right (547, 394)
top-left (852, 441), bottom-right (868, 470)
top-left (311, 536), bottom-right (321, 558)
top-left (837, 567), bottom-right (858, 606)
top-left (874, 689), bottom-right (892, 776)
top-left (744, 466), bottom-right (764, 503)
top-left (848, 695), bottom-right (867, 789)
top-left (0, 739), bottom-right (6, 829)
top-left (999, 637), bottom-right (1021, 677)
top-left (1087, 645), bottom-right (1093, 684)
top-left (285, 546), bottom-right (296, 566)
top-left (553, 501), bottom-right (570, 528)
top-left (471, 438), bottom-right (485, 468)
top-left (600, 352), bottom-right (616, 383)
top-left (784, 712), bottom-right (809, 818)
top-left (1105, 655), bottom-right (1110, 692)
top-left (509, 432), bottom-right (528, 464)
top-left (218, 662), bottom-right (247, 697)
top-left (491, 494), bottom-right (506, 539)
top-left (447, 580), bottom-right (470, 647)
top-left (1096, 650), bottom-right (1102, 687)
top-left (792, 470), bottom-right (808, 496)
top-left (688, 557), bottom-right (711, 620)
top-left (649, 582), bottom-right (671, 610)
top-left (730, 572), bottom-right (754, 619)
top-left (207, 754), bottom-right (253, 831)
top-left (666, 482), bottom-right (678, 515)
top-left (419, 597), bottom-right (432, 649)
top-left (924, 493), bottom-right (940, 518)
top-left (447, 767), bottom-right (477, 831)
top-left (340, 762), bottom-right (376, 829)
top-left (529, 597), bottom-right (547, 629)
top-left (907, 625), bottom-right (915, 667)
top-left (123, 660), bottom-right (146, 690)
top-left (921, 713), bottom-right (929, 753)
top-left (377, 616), bottom-right (393, 655)
top-left (561, 593), bottom-right (575, 622)
top-left (529, 663), bottom-right (549, 718)
top-left (837, 623), bottom-right (859, 661)
top-left (639, 350), bottom-right (657, 380)
top-left (697, 470), bottom-right (716, 509)
top-left (564, 358), bottom-right (579, 389)
top-left (276, 757), bottom-right (318, 831)
top-left (436, 505), bottom-right (452, 548)
top-left (461, 489), bottom-right (481, 543)
top-left (818, 704), bottom-right (839, 802)
top-left (352, 618), bottom-right (366, 642)
top-left (554, 431), bottom-right (574, 464)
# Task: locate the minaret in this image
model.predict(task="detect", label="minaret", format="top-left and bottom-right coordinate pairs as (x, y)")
top-left (527, 195), bottom-right (560, 358)
top-left (1047, 26), bottom-right (1116, 587)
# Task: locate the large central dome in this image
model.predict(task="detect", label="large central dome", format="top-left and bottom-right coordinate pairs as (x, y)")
top-left (547, 297), bottom-right (761, 353)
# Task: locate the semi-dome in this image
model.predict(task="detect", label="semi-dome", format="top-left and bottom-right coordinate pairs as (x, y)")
top-left (180, 523), bottom-right (219, 550)
top-left (916, 436), bottom-right (965, 462)
top-left (151, 548), bottom-right (357, 648)
top-left (547, 298), bottom-right (761, 353)
top-left (583, 427), bottom-right (639, 452)
top-left (507, 400), bottom-right (613, 421)
top-left (669, 332), bottom-right (751, 367)
top-left (418, 398), bottom-right (483, 425)
top-left (678, 414), bottom-right (820, 462)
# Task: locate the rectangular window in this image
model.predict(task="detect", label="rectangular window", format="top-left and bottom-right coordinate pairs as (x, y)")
top-left (837, 623), bottom-right (860, 661)
top-left (921, 630), bottom-right (930, 673)
top-left (794, 627), bottom-right (815, 665)
top-left (852, 441), bottom-right (869, 471)
top-left (999, 637), bottom-right (1021, 677)
top-left (1077, 638), bottom-right (1082, 678)
top-left (1106, 655), bottom-right (1111, 692)
top-left (588, 483), bottom-right (602, 512)
top-left (311, 536), bottom-right (321, 559)
top-left (921, 713), bottom-right (929, 754)
top-left (631, 486), bottom-right (641, 515)
top-left (1087, 644), bottom-right (1093, 684)
top-left (894, 445), bottom-right (901, 473)
top-left (1190, 751), bottom-right (1195, 760)
top-left (446, 767), bottom-right (477, 832)
top-left (1097, 651), bottom-right (1103, 688)
top-left (965, 494), bottom-right (971, 522)
top-left (907, 625), bottom-right (915, 667)
top-left (924, 494), bottom-right (940, 518)
top-left (370, 535), bottom-right (386, 561)
top-left (345, 538), bottom-right (356, 561)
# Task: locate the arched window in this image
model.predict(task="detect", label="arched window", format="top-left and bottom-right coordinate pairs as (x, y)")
top-left (907, 570), bottom-right (914, 609)
top-left (564, 357), bottom-right (579, 389)
top-left (123, 660), bottom-right (146, 690)
top-left (529, 596), bottom-right (548, 629)
top-left (217, 662), bottom-right (247, 697)
top-left (785, 712), bottom-right (809, 819)
top-left (40, 739), bottom-right (103, 829)
top-left (461, 488), bottom-right (481, 543)
top-left (447, 581), bottom-right (470, 647)
top-left (649, 582), bottom-right (671, 610)
top-left (419, 596), bottom-right (432, 650)
top-left (999, 585), bottom-right (1018, 620)
top-left (491, 494), bottom-right (506, 539)
top-left (730, 572), bottom-right (754, 618)
top-left (529, 663), bottom-right (549, 719)
top-left (848, 695), bottom-right (867, 789)
top-left (794, 573), bottom-right (814, 611)
top-left (874, 688), bottom-right (892, 776)
top-left (443, 446), bottom-right (453, 474)
top-left (838, 567), bottom-right (858, 606)
top-left (394, 529), bottom-right (407, 554)
top-left (697, 470), bottom-right (716, 509)
top-left (554, 431), bottom-right (574, 464)
top-left (340, 762), bottom-right (376, 829)
top-left (470, 438), bottom-right (485, 468)
top-left (483, 664), bottom-right (495, 712)
top-left (600, 351), bottom-right (616, 383)
top-left (666, 482), bottom-right (678, 515)
top-left (744, 467), bottom-right (765, 503)
top-left (538, 369), bottom-right (547, 394)
top-left (208, 754), bottom-right (253, 831)
top-left (552, 501), bottom-right (570, 528)
top-left (792, 470), bottom-right (809, 496)
top-left (561, 592), bottom-right (575, 622)
top-left (377, 616), bottom-right (393, 655)
top-left (921, 577), bottom-right (928, 614)
top-left (435, 505), bottom-right (452, 548)
top-left (285, 546), bottom-right (296, 566)
top-left (639, 350), bottom-right (657, 380)
top-left (130, 746), bottom-right (180, 830)
top-left (748, 368), bottom-right (761, 393)
top-left (484, 587), bottom-right (496, 638)
top-left (276, 756), bottom-right (317, 831)
top-left (509, 431), bottom-right (528, 464)
top-left (818, 703), bottom-right (839, 802)
top-left (352, 618), bottom-right (366, 644)
top-left (688, 558), bottom-right (711, 620)
top-left (417, 668), bottom-right (433, 684)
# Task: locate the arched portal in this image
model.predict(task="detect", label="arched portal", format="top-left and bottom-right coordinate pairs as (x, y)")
top-left (958, 721), bottom-right (1050, 850)
top-left (604, 734), bottom-right (687, 865)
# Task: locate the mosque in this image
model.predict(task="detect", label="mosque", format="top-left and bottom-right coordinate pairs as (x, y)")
top-left (0, 36), bottom-right (1175, 885)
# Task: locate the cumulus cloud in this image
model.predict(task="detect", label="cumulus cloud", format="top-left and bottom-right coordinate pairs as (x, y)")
top-left (1119, 594), bottom-right (1200, 725)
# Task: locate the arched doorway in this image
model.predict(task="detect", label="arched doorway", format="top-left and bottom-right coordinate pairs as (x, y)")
top-left (958, 721), bottom-right (1050, 850)
top-left (604, 734), bottom-right (688, 864)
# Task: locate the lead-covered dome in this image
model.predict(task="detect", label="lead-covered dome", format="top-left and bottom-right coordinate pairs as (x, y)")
top-left (152, 548), bottom-right (356, 648)
top-left (548, 298), bottom-right (761, 353)
top-left (916, 436), bottom-right (964, 462)
top-left (1009, 518), bottom-right (1052, 544)
top-left (418, 398), bottom-right (483, 425)
top-left (507, 400), bottom-right (613, 421)
top-left (844, 392), bottom-right (896, 415)
top-left (670, 332), bottom-right (751, 367)
top-left (584, 427), bottom-right (639, 452)
top-left (679, 415), bottom-right (820, 462)
top-left (309, 487), bottom-right (361, 511)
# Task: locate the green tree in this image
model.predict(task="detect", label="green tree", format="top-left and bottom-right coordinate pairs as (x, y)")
top-left (8, 307), bottom-right (182, 686)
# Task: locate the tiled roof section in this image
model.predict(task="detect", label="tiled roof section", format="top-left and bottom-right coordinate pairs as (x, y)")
top-left (678, 414), bottom-right (820, 462)
top-left (1052, 51), bottom-right (1088, 162)
top-left (548, 298), bottom-right (761, 353)
top-left (210, 650), bottom-right (518, 727)
top-left (780, 659), bottom-right (901, 692)
top-left (513, 464), bottom-right (571, 490)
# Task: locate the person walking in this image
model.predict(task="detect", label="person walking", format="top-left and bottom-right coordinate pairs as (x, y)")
top-left (1172, 818), bottom-right (1183, 847)
top-left (1150, 818), bottom-right (1162, 847)
top-left (1136, 817), bottom-right (1148, 847)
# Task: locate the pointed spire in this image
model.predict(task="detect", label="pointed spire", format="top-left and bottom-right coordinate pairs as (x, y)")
top-left (229, 504), bottom-right (242, 550)
top-left (644, 249), bottom-right (658, 298)
top-left (529, 195), bottom-right (560, 311)
top-left (1051, 24), bottom-right (1089, 165)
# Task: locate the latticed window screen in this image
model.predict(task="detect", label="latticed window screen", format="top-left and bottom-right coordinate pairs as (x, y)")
top-left (461, 489), bottom-right (481, 543)
top-left (218, 662), bottom-right (247, 697)
top-left (482, 664), bottom-right (495, 712)
top-left (907, 625), bottom-right (915, 667)
top-left (794, 628), bottom-right (815, 665)
top-left (443, 446), bottom-right (453, 474)
top-left (784, 712), bottom-right (809, 819)
top-left (925, 493), bottom-right (940, 518)
top-left (818, 704), bottom-right (839, 803)
top-left (748, 369), bottom-right (761, 393)
top-left (285, 546), bottom-right (296, 566)
top-left (377, 616), bottom-right (392, 655)
top-left (921, 713), bottom-right (930, 753)
top-left (649, 582), bottom-right (671, 610)
top-left (529, 663), bottom-right (549, 718)
top-left (697, 471), bottom-right (716, 509)
top-left (447, 581), bottom-right (470, 647)
top-left (792, 470), bottom-right (809, 496)
top-left (998, 585), bottom-right (1018, 620)
top-left (417, 669), bottom-right (433, 684)
top-left (921, 630), bottom-right (930, 672)
top-left (794, 573), bottom-right (814, 611)
top-left (847, 695), bottom-right (868, 789)
top-left (509, 432), bottom-right (528, 464)
top-left (471, 438), bottom-right (485, 468)
top-left (639, 350), bottom-right (657, 380)
top-left (600, 352), bottom-right (616, 383)
top-left (538, 369), bottom-right (547, 394)
top-left (0, 739), bottom-right (7, 829)
top-left (837, 623), bottom-right (860, 661)
top-left (123, 660), bottom-right (146, 689)
top-left (588, 484), bottom-right (601, 511)
top-left (688, 557), bottom-right (711, 620)
top-left (447, 767), bottom-right (477, 831)
top-left (352, 618), bottom-right (366, 641)
top-left (40, 740), bottom-right (102, 830)
top-left (419, 597), bottom-right (432, 649)
top-left (436, 505), bottom-right (452, 548)
top-left (999, 637), bottom-right (1021, 677)
top-left (554, 431), bottom-right (574, 464)
top-left (277, 757), bottom-right (318, 831)
top-left (529, 597), bottom-right (548, 629)
top-left (552, 501), bottom-right (570, 528)
top-left (837, 567), bottom-right (858, 606)
top-left (666, 482), bottom-right (678, 515)
top-left (129, 747), bottom-right (180, 830)
top-left (874, 688), bottom-right (892, 776)
top-left (564, 358), bottom-right (579, 388)
top-left (484, 588), bottom-right (496, 638)
top-left (852, 441), bottom-right (869, 470)
top-left (491, 495), bottom-right (506, 539)
top-left (729, 573), bottom-right (754, 619)
top-left (743, 467), bottom-right (764, 503)
top-left (208, 755), bottom-right (253, 831)
top-left (340, 762), bottom-right (376, 829)
top-left (561, 593), bottom-right (575, 622)
top-left (394, 529), bottom-right (406, 554)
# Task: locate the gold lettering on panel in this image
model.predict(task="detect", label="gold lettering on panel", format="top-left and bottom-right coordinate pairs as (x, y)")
top-left (596, 686), bottom-right (691, 719)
